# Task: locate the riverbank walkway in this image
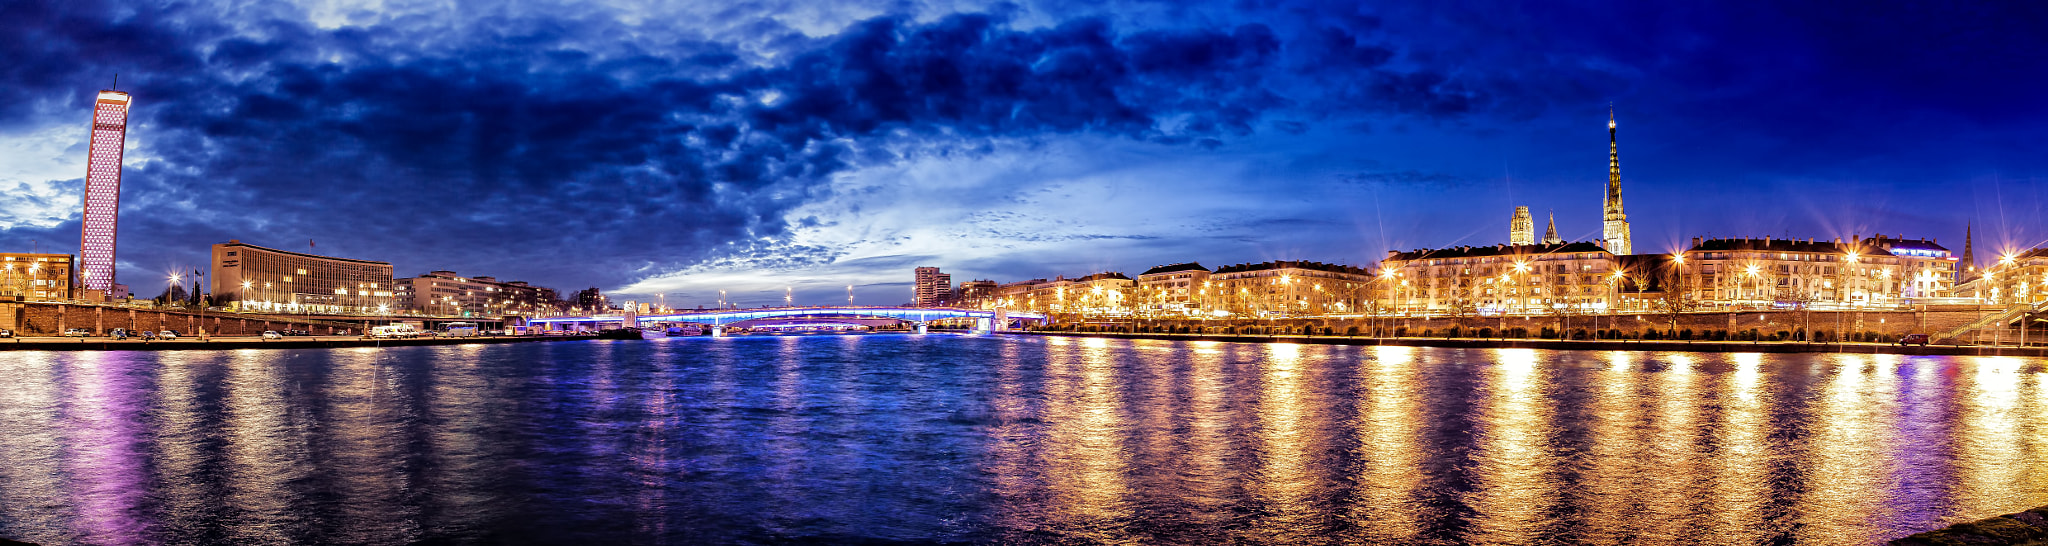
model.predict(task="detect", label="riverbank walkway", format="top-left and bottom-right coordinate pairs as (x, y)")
top-left (0, 334), bottom-right (595, 351)
top-left (1011, 330), bottom-right (2048, 357)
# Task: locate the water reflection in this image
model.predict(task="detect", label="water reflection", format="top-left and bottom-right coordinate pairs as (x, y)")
top-left (0, 339), bottom-right (2043, 544)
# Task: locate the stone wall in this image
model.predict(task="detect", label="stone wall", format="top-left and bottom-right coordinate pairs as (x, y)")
top-left (1054, 309), bottom-right (2014, 343)
top-left (1, 303), bottom-right (354, 336)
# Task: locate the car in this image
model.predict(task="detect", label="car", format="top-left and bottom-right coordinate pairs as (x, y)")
top-left (138, 330), bottom-right (156, 340)
top-left (0, 329), bottom-right (12, 338)
top-left (109, 328), bottom-right (128, 339)
top-left (63, 328), bottom-right (92, 337)
top-left (262, 331), bottom-right (284, 340)
top-left (158, 330), bottom-right (178, 340)
top-left (1899, 333), bottom-right (1931, 346)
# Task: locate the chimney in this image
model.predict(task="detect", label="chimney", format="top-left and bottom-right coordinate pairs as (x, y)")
top-left (1386, 250), bottom-right (1398, 260)
top-left (1691, 237), bottom-right (1702, 248)
top-left (1764, 236), bottom-right (1771, 245)
top-left (1851, 234), bottom-right (1860, 245)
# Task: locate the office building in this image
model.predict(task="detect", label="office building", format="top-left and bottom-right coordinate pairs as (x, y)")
top-left (914, 266), bottom-right (953, 307)
top-left (393, 271), bottom-right (561, 317)
top-left (210, 240), bottom-right (394, 314)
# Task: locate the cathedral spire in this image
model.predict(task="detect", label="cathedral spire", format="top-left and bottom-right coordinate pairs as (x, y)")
top-left (1960, 221), bottom-right (1977, 282)
top-left (1543, 211), bottom-right (1562, 244)
top-left (1601, 106), bottom-right (1633, 255)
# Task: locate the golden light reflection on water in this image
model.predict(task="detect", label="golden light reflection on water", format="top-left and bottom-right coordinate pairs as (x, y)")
top-left (1711, 352), bottom-right (1771, 544)
top-left (1349, 345), bottom-right (1422, 543)
top-left (1041, 336), bottom-right (1132, 542)
top-left (1795, 353), bottom-right (1903, 544)
top-left (327, 350), bottom-right (423, 543)
top-left (222, 350), bottom-right (312, 543)
top-left (1245, 343), bottom-right (1321, 542)
top-left (1581, 350), bottom-right (1648, 544)
top-left (1462, 348), bottom-right (1557, 545)
top-left (1956, 356), bottom-right (2033, 519)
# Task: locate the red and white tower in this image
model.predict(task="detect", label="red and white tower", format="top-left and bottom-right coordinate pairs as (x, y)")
top-left (79, 89), bottom-right (131, 293)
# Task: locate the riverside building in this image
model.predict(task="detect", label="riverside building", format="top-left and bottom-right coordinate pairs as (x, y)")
top-left (210, 240), bottom-right (394, 314)
top-left (1210, 260), bottom-right (1373, 317)
top-left (0, 253), bottom-right (75, 302)
top-left (1378, 243), bottom-right (1618, 315)
top-left (1673, 235), bottom-right (1953, 308)
top-left (1135, 263), bottom-right (1211, 315)
top-left (393, 270), bottom-right (560, 317)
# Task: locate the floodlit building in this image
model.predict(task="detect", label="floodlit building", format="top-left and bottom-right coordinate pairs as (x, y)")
top-left (1378, 243), bottom-right (1618, 315)
top-left (0, 253), bottom-right (75, 302)
top-left (954, 279), bottom-right (999, 309)
top-left (1672, 235), bottom-right (1952, 308)
top-left (1210, 260), bottom-right (1373, 317)
top-left (211, 240), bottom-right (394, 314)
top-left (1601, 109), bottom-right (1634, 255)
top-left (1135, 262), bottom-right (1211, 315)
top-left (1509, 207), bottom-right (1535, 246)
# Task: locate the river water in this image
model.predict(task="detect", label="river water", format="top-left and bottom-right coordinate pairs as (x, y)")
top-left (0, 334), bottom-right (2043, 545)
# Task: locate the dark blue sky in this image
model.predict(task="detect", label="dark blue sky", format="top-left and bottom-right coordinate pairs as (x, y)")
top-left (1, 0), bottom-right (2043, 306)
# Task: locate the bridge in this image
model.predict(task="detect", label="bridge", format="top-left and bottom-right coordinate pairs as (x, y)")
top-left (527, 306), bottom-right (1047, 336)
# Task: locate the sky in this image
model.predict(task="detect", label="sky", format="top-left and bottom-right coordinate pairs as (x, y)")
top-left (1, 0), bottom-right (2045, 307)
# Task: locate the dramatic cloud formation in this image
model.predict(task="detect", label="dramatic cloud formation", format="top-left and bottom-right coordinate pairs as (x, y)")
top-left (1, 0), bottom-right (2044, 306)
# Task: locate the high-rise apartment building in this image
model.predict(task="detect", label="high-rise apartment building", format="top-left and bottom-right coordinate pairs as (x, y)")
top-left (79, 89), bottom-right (132, 294)
top-left (914, 266), bottom-right (953, 307)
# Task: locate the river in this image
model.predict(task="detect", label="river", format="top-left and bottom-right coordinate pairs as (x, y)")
top-left (0, 334), bottom-right (2043, 544)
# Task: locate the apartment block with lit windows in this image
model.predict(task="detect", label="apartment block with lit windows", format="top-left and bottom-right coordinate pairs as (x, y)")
top-left (0, 253), bottom-right (75, 302)
top-left (1673, 235), bottom-right (1952, 307)
top-left (1377, 244), bottom-right (1619, 315)
top-left (1210, 260), bottom-right (1373, 317)
top-left (1135, 262), bottom-right (1210, 315)
top-left (393, 271), bottom-right (561, 317)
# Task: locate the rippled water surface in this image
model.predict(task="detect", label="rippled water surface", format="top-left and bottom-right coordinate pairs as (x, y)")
top-left (2, 335), bottom-right (2046, 545)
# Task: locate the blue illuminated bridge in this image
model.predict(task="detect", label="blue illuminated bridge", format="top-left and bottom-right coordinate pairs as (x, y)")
top-left (527, 306), bottom-right (1047, 335)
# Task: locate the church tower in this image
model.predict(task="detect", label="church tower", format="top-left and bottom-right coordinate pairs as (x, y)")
top-left (1959, 222), bottom-right (1978, 283)
top-left (1510, 206), bottom-right (1534, 245)
top-left (1543, 211), bottom-right (1563, 245)
top-left (1601, 108), bottom-right (1633, 255)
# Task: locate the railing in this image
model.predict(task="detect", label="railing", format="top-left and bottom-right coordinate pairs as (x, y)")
top-left (1936, 301), bottom-right (2048, 343)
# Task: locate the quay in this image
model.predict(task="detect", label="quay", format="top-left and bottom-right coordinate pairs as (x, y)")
top-left (0, 334), bottom-right (593, 351)
top-left (1009, 330), bottom-right (2048, 358)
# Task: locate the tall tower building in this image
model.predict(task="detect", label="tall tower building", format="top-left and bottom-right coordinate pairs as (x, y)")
top-left (1509, 206), bottom-right (1534, 245)
top-left (79, 89), bottom-right (132, 293)
top-left (1601, 108), bottom-right (1633, 256)
top-left (1543, 211), bottom-right (1563, 245)
top-left (914, 266), bottom-right (953, 307)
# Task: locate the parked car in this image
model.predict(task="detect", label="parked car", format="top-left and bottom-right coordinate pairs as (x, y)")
top-left (158, 330), bottom-right (178, 340)
top-left (109, 328), bottom-right (128, 339)
top-left (0, 329), bottom-right (12, 338)
top-left (261, 331), bottom-right (284, 340)
top-left (1899, 333), bottom-right (1931, 346)
top-left (63, 328), bottom-right (92, 337)
top-left (138, 330), bottom-right (156, 340)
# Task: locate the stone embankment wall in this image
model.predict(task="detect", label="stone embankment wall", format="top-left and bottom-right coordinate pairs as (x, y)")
top-left (0, 302), bottom-right (353, 336)
top-left (1890, 505), bottom-right (2048, 545)
top-left (1051, 308), bottom-right (2009, 343)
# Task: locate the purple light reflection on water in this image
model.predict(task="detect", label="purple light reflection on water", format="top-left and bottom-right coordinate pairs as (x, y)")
top-left (0, 337), bottom-right (2045, 544)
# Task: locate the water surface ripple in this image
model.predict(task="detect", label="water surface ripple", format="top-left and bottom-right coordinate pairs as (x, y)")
top-left (0, 335), bottom-right (2044, 545)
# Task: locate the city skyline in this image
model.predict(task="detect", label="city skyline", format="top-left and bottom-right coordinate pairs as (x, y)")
top-left (1, 1), bottom-right (2045, 308)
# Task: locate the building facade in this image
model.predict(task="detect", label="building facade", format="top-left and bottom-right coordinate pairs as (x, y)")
top-left (1379, 243), bottom-right (1619, 315)
top-left (79, 89), bottom-right (132, 295)
top-left (0, 253), bottom-right (75, 302)
top-left (1973, 247), bottom-right (2048, 305)
top-left (954, 279), bottom-right (999, 309)
top-left (1210, 261), bottom-right (1373, 317)
top-left (914, 266), bottom-right (953, 307)
top-left (393, 271), bottom-right (561, 317)
top-left (1671, 235), bottom-right (1952, 308)
top-left (210, 240), bottom-right (394, 314)
top-left (1135, 262), bottom-right (1211, 315)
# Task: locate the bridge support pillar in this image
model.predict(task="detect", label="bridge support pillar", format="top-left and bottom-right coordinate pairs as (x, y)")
top-left (975, 318), bottom-right (991, 333)
top-left (915, 323), bottom-right (928, 335)
top-left (711, 326), bottom-right (725, 337)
